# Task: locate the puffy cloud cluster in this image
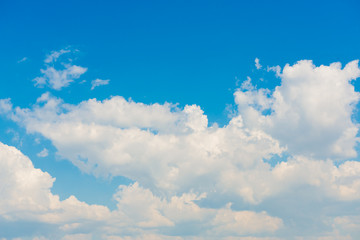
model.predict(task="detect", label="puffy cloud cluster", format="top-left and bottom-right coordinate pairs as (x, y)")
top-left (0, 141), bottom-right (282, 239)
top-left (3, 93), bottom-right (285, 202)
top-left (0, 142), bottom-right (110, 225)
top-left (235, 60), bottom-right (360, 159)
top-left (1, 60), bottom-right (360, 239)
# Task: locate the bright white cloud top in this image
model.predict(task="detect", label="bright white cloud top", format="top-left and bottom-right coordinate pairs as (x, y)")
top-left (1, 57), bottom-right (360, 239)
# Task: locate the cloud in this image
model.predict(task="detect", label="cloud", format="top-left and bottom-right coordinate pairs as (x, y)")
top-left (17, 57), bottom-right (28, 63)
top-left (61, 234), bottom-right (92, 240)
top-left (0, 142), bottom-right (110, 225)
top-left (33, 64), bottom-right (87, 90)
top-left (266, 65), bottom-right (281, 77)
top-left (37, 148), bottom-right (48, 157)
top-left (3, 67), bottom-right (360, 202)
top-left (33, 49), bottom-right (87, 90)
top-left (255, 58), bottom-right (262, 69)
top-left (44, 49), bottom-right (71, 63)
top-left (236, 60), bottom-right (360, 159)
top-left (108, 182), bottom-right (283, 236)
top-left (0, 141), bottom-right (282, 239)
top-left (330, 216), bottom-right (360, 238)
top-left (2, 60), bottom-right (360, 239)
top-left (2, 94), bottom-right (284, 202)
top-left (91, 78), bottom-right (110, 90)
top-left (0, 98), bottom-right (12, 114)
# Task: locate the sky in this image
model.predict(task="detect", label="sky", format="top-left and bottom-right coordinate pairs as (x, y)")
top-left (1, 0), bottom-right (360, 239)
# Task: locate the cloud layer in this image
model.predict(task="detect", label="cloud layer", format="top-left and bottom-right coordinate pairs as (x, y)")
top-left (1, 60), bottom-right (360, 239)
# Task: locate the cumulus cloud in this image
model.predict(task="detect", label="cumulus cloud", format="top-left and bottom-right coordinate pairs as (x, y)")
top-left (91, 79), bottom-right (110, 90)
top-left (0, 142), bottom-right (110, 225)
top-left (236, 60), bottom-right (360, 159)
top-left (2, 93), bottom-right (284, 201)
top-left (0, 142), bottom-right (282, 239)
top-left (108, 182), bottom-right (283, 237)
top-left (33, 49), bottom-right (87, 90)
top-left (2, 60), bottom-right (360, 239)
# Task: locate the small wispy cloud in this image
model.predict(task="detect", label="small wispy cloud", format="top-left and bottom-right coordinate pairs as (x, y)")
top-left (255, 58), bottom-right (262, 69)
top-left (45, 49), bottom-right (71, 63)
top-left (267, 65), bottom-right (281, 77)
top-left (240, 76), bottom-right (254, 91)
top-left (91, 78), bottom-right (110, 90)
top-left (37, 148), bottom-right (49, 157)
top-left (33, 49), bottom-right (87, 90)
top-left (17, 57), bottom-right (28, 63)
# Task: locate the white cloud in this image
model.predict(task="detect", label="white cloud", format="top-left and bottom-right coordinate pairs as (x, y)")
top-left (37, 148), bottom-right (48, 157)
top-left (328, 215), bottom-right (360, 239)
top-left (2, 60), bottom-right (360, 239)
top-left (236, 60), bottom-right (360, 159)
top-left (44, 49), bottom-right (71, 63)
top-left (3, 94), bottom-right (284, 202)
top-left (61, 234), bottom-right (92, 240)
top-left (266, 65), bottom-right (281, 77)
top-left (91, 78), bottom-right (110, 90)
top-left (0, 98), bottom-right (12, 114)
top-left (33, 49), bottom-right (87, 90)
top-left (104, 182), bottom-right (283, 237)
top-left (241, 76), bottom-right (254, 91)
top-left (0, 141), bottom-right (282, 238)
top-left (211, 205), bottom-right (282, 235)
top-left (34, 64), bottom-right (87, 90)
top-left (255, 58), bottom-right (262, 69)
top-left (17, 57), bottom-right (28, 63)
top-left (0, 142), bottom-right (110, 225)
top-left (3, 79), bottom-right (360, 204)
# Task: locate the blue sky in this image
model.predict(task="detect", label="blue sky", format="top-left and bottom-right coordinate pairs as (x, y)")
top-left (1, 0), bottom-right (360, 239)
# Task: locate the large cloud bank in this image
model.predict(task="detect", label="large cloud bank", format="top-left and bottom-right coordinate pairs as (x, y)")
top-left (1, 60), bottom-right (360, 239)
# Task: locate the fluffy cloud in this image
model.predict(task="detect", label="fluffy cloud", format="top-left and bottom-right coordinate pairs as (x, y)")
top-left (235, 60), bottom-right (360, 159)
top-left (0, 142), bottom-right (282, 239)
top-left (3, 93), bottom-right (284, 202)
top-left (108, 182), bottom-right (283, 236)
top-left (4, 71), bottom-right (360, 204)
top-left (2, 60), bottom-right (360, 239)
top-left (33, 49), bottom-right (87, 90)
top-left (0, 142), bottom-right (110, 226)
